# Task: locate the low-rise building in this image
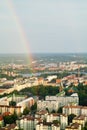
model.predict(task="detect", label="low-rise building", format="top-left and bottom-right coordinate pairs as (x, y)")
top-left (46, 75), bottom-right (57, 82)
top-left (72, 115), bottom-right (86, 127)
top-left (0, 105), bottom-right (21, 115)
top-left (46, 113), bottom-right (68, 129)
top-left (63, 105), bottom-right (81, 116)
top-left (35, 110), bottom-right (48, 120)
top-left (81, 106), bottom-right (87, 116)
top-left (65, 123), bottom-right (81, 130)
top-left (38, 77), bottom-right (44, 85)
top-left (1, 124), bottom-right (19, 130)
top-left (17, 115), bottom-right (42, 130)
top-left (63, 105), bottom-right (87, 116)
top-left (36, 122), bottom-right (60, 130)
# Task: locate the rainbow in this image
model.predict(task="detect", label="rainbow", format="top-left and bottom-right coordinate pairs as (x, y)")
top-left (7, 0), bottom-right (33, 65)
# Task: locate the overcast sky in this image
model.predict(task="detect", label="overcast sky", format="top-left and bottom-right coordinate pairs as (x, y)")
top-left (0, 0), bottom-right (87, 53)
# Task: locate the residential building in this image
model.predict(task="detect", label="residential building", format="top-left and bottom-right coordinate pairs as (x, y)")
top-left (37, 100), bottom-right (59, 112)
top-left (72, 115), bottom-right (86, 127)
top-left (0, 124), bottom-right (19, 130)
top-left (63, 105), bottom-right (81, 116)
top-left (0, 105), bottom-right (21, 115)
top-left (81, 106), bottom-right (87, 116)
top-left (65, 123), bottom-right (81, 130)
top-left (36, 122), bottom-right (60, 130)
top-left (17, 115), bottom-right (42, 130)
top-left (63, 105), bottom-right (87, 117)
top-left (17, 97), bottom-right (34, 113)
top-left (38, 77), bottom-right (44, 85)
top-left (46, 113), bottom-right (68, 129)
top-left (46, 94), bottom-right (79, 107)
top-left (35, 110), bottom-right (48, 120)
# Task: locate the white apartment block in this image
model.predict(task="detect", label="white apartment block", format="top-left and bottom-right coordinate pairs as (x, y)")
top-left (65, 122), bottom-right (81, 130)
top-left (8, 94), bottom-right (26, 103)
top-left (36, 123), bottom-right (60, 130)
top-left (46, 113), bottom-right (68, 130)
top-left (35, 110), bottom-right (48, 120)
top-left (0, 105), bottom-right (21, 115)
top-left (0, 97), bottom-right (9, 106)
top-left (37, 100), bottom-right (59, 112)
top-left (35, 110), bottom-right (68, 130)
top-left (46, 94), bottom-right (79, 107)
top-left (63, 105), bottom-right (81, 116)
top-left (81, 106), bottom-right (87, 116)
top-left (0, 96), bottom-right (34, 114)
top-left (63, 105), bottom-right (87, 116)
top-left (37, 94), bottom-right (79, 112)
top-left (46, 75), bottom-right (57, 82)
top-left (17, 97), bottom-right (34, 113)
top-left (16, 115), bottom-right (42, 130)
top-left (72, 115), bottom-right (86, 127)
top-left (0, 95), bottom-right (28, 106)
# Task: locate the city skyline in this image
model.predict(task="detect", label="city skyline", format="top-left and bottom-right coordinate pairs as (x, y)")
top-left (0, 0), bottom-right (87, 53)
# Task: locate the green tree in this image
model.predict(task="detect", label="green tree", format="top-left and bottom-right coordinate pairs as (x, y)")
top-left (12, 112), bottom-right (18, 123)
top-left (30, 102), bottom-right (37, 113)
top-left (57, 107), bottom-right (63, 113)
top-left (9, 101), bottom-right (16, 106)
top-left (4, 115), bottom-right (14, 126)
top-left (23, 107), bottom-right (30, 115)
top-left (53, 120), bottom-right (60, 125)
top-left (3, 113), bottom-right (18, 126)
top-left (51, 109), bottom-right (56, 113)
top-left (68, 114), bottom-right (76, 124)
top-left (46, 108), bottom-right (49, 112)
top-left (84, 122), bottom-right (87, 130)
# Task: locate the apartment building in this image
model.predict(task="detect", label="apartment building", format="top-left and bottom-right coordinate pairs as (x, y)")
top-left (65, 122), bottom-right (81, 130)
top-left (37, 100), bottom-right (59, 112)
top-left (63, 105), bottom-right (81, 116)
top-left (63, 105), bottom-right (87, 117)
top-left (35, 110), bottom-right (48, 120)
top-left (36, 122), bottom-right (60, 130)
top-left (17, 97), bottom-right (34, 113)
top-left (46, 94), bottom-right (79, 107)
top-left (16, 115), bottom-right (42, 130)
top-left (46, 113), bottom-right (68, 129)
top-left (0, 105), bottom-right (21, 115)
top-left (72, 115), bottom-right (86, 127)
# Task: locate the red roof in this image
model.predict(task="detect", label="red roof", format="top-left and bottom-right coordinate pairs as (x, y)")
top-left (3, 112), bottom-right (11, 116)
top-left (0, 115), bottom-right (3, 121)
top-left (0, 89), bottom-right (6, 93)
top-left (56, 79), bottom-right (61, 84)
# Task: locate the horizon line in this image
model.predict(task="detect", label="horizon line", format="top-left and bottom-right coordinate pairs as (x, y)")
top-left (0, 52), bottom-right (87, 54)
